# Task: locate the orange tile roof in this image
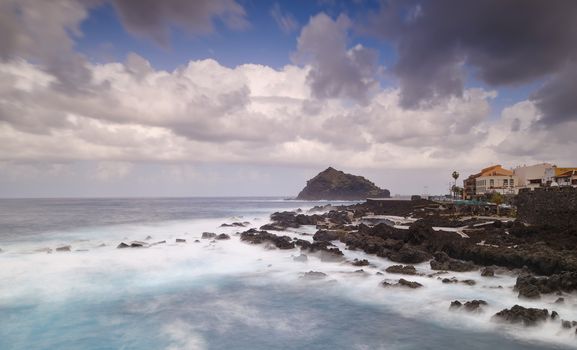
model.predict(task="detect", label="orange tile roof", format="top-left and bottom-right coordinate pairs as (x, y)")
top-left (479, 164), bottom-right (513, 176)
top-left (555, 167), bottom-right (577, 176)
top-left (556, 169), bottom-right (577, 178)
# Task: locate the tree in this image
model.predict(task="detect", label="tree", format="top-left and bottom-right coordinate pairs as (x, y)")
top-left (490, 192), bottom-right (504, 216)
top-left (451, 171), bottom-right (460, 199)
top-left (451, 185), bottom-right (463, 199)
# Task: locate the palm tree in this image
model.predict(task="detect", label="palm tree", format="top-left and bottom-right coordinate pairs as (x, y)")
top-left (452, 171), bottom-right (460, 199)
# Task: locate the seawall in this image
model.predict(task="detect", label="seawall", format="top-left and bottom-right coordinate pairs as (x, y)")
top-left (516, 187), bottom-right (577, 229)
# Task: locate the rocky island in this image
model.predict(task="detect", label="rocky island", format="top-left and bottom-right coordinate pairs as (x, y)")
top-left (296, 167), bottom-right (390, 200)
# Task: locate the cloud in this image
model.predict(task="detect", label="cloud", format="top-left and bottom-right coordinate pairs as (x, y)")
top-left (270, 3), bottom-right (299, 34)
top-left (0, 0), bottom-right (93, 90)
top-left (294, 13), bottom-right (381, 104)
top-left (110, 0), bottom-right (248, 45)
top-left (0, 56), bottom-right (503, 169)
top-left (531, 63), bottom-right (577, 126)
top-left (368, 0), bottom-right (577, 123)
top-left (0, 0), bottom-right (248, 91)
top-left (1, 1), bottom-right (577, 192)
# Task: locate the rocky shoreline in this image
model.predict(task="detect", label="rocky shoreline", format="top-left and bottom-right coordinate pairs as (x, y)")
top-left (233, 199), bottom-right (577, 331)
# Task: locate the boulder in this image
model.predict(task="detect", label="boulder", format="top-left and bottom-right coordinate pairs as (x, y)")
top-left (382, 278), bottom-right (423, 289)
top-left (55, 245), bottom-right (71, 252)
top-left (176, 238), bottom-right (186, 243)
top-left (450, 300), bottom-right (462, 309)
top-left (387, 246), bottom-right (430, 264)
top-left (216, 234), bottom-right (230, 240)
top-left (240, 229), bottom-right (295, 250)
top-left (116, 241), bottom-right (147, 248)
top-left (294, 239), bottom-right (344, 261)
top-left (313, 230), bottom-right (341, 241)
top-left (515, 272), bottom-right (577, 296)
top-left (493, 305), bottom-right (549, 326)
top-left (464, 300), bottom-right (487, 311)
top-left (481, 267), bottom-right (495, 277)
top-left (385, 265), bottom-right (417, 275)
top-left (450, 300), bottom-right (487, 312)
top-left (352, 259), bottom-right (369, 267)
top-left (220, 222), bottom-right (247, 227)
top-left (430, 252), bottom-right (476, 272)
top-left (201, 232), bottom-right (217, 239)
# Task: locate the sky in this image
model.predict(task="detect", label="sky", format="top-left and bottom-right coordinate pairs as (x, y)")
top-left (0, 0), bottom-right (576, 198)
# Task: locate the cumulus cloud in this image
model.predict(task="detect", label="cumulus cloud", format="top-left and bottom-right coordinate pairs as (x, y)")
top-left (0, 0), bottom-right (247, 90)
top-left (0, 0), bottom-right (93, 90)
top-left (0, 56), bottom-right (507, 169)
top-left (1, 2), bottom-right (577, 196)
top-left (294, 13), bottom-right (381, 104)
top-left (368, 0), bottom-right (577, 124)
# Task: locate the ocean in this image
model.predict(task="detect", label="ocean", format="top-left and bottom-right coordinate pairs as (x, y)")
top-left (0, 197), bottom-right (574, 350)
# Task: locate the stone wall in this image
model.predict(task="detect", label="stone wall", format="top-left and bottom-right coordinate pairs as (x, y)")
top-left (516, 187), bottom-right (577, 229)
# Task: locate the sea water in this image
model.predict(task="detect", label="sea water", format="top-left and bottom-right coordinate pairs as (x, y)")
top-left (0, 197), bottom-right (575, 349)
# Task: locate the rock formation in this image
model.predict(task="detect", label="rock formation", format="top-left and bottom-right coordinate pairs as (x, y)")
top-left (296, 167), bottom-right (390, 200)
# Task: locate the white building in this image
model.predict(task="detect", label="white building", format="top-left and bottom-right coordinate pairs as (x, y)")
top-left (475, 165), bottom-right (519, 195)
top-left (513, 163), bottom-right (553, 189)
top-left (544, 166), bottom-right (577, 187)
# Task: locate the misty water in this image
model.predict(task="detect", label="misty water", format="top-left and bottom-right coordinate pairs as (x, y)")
top-left (0, 198), bottom-right (575, 349)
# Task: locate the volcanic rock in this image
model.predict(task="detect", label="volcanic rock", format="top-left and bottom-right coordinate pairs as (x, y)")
top-left (382, 278), bottom-right (423, 289)
top-left (240, 229), bottom-right (295, 250)
top-left (313, 230), bottom-right (342, 241)
top-left (430, 252), bottom-right (476, 272)
top-left (352, 259), bottom-right (370, 267)
top-left (450, 300), bottom-right (487, 312)
top-left (220, 222), bottom-right (248, 227)
top-left (493, 305), bottom-right (549, 326)
top-left (385, 265), bottom-right (417, 275)
top-left (387, 246), bottom-right (430, 264)
top-left (201, 232), bottom-right (217, 239)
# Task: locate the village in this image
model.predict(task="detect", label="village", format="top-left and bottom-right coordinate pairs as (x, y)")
top-left (459, 163), bottom-right (577, 199)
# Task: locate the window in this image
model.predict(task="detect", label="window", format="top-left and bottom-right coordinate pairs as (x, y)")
top-left (510, 179), bottom-right (514, 187)
top-left (503, 179), bottom-right (508, 186)
top-left (490, 179), bottom-right (494, 187)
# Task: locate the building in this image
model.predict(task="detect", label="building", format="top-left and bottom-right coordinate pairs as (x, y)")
top-left (463, 173), bottom-right (480, 200)
top-left (513, 163), bottom-right (553, 189)
top-left (463, 163), bottom-right (577, 198)
top-left (544, 166), bottom-right (577, 187)
top-left (463, 165), bottom-right (518, 198)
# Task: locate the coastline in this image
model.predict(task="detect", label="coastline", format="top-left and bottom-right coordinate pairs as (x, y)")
top-left (0, 197), bottom-right (576, 349)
